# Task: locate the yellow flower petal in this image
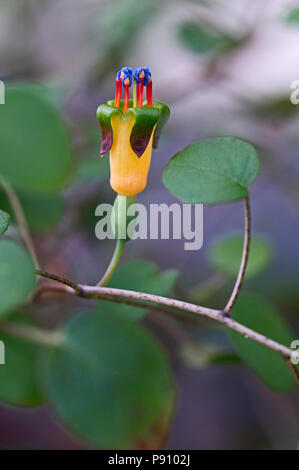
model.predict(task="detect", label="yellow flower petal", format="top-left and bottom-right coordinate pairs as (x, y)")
top-left (110, 113), bottom-right (155, 196)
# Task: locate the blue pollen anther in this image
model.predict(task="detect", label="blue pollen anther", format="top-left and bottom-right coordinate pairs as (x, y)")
top-left (133, 67), bottom-right (151, 86)
top-left (116, 67), bottom-right (133, 87)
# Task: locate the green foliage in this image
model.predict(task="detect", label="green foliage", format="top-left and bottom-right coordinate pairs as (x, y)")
top-left (284, 7), bottom-right (299, 24)
top-left (0, 314), bottom-right (44, 406)
top-left (75, 155), bottom-right (109, 184)
top-left (162, 137), bottom-right (259, 204)
top-left (0, 85), bottom-right (72, 194)
top-left (229, 294), bottom-right (297, 391)
top-left (180, 342), bottom-right (241, 369)
top-left (208, 351), bottom-right (241, 365)
top-left (0, 240), bottom-right (36, 316)
top-left (98, 260), bottom-right (178, 320)
top-left (209, 235), bottom-right (272, 279)
top-left (253, 96), bottom-right (299, 119)
top-left (0, 190), bottom-right (64, 232)
top-left (41, 310), bottom-right (175, 449)
top-left (178, 23), bottom-right (234, 55)
top-left (0, 209), bottom-right (10, 234)
top-left (21, 193), bottom-right (64, 232)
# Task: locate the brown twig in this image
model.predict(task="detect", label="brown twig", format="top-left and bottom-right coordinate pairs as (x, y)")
top-left (33, 270), bottom-right (296, 363)
top-left (35, 270), bottom-right (82, 295)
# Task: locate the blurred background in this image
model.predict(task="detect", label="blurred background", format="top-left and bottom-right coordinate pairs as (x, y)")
top-left (0, 0), bottom-right (299, 450)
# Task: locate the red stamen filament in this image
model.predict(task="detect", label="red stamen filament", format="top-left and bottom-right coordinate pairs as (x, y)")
top-left (114, 79), bottom-right (121, 108)
top-left (137, 82), bottom-right (141, 107)
top-left (138, 77), bottom-right (144, 106)
top-left (124, 83), bottom-right (129, 113)
top-left (146, 78), bottom-right (153, 107)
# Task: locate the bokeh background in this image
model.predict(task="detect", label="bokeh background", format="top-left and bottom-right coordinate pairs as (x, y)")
top-left (0, 0), bottom-right (299, 450)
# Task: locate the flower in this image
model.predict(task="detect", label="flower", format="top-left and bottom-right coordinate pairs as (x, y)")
top-left (97, 67), bottom-right (170, 196)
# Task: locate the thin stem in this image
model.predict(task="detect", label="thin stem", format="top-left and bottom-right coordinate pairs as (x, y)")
top-left (34, 279), bottom-right (184, 318)
top-left (0, 322), bottom-right (64, 347)
top-left (35, 269), bottom-right (296, 363)
top-left (35, 269), bottom-right (82, 295)
top-left (286, 358), bottom-right (299, 386)
top-left (224, 196), bottom-right (251, 314)
top-left (86, 292), bottom-right (185, 318)
top-left (97, 239), bottom-right (125, 287)
top-left (79, 285), bottom-right (296, 359)
top-left (0, 177), bottom-right (40, 269)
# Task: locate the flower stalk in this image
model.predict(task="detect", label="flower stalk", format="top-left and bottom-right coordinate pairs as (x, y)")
top-left (97, 238), bottom-right (125, 287)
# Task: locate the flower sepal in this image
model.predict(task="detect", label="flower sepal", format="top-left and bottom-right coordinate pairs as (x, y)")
top-left (97, 99), bottom-right (170, 158)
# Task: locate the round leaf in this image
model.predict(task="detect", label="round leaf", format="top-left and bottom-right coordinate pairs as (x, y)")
top-left (19, 193), bottom-right (64, 232)
top-left (0, 86), bottom-right (72, 194)
top-left (162, 137), bottom-right (259, 204)
top-left (178, 23), bottom-right (233, 55)
top-left (75, 155), bottom-right (109, 184)
top-left (98, 260), bottom-right (178, 320)
top-left (229, 294), bottom-right (297, 391)
top-left (41, 310), bottom-right (175, 449)
top-left (0, 314), bottom-right (44, 406)
top-left (0, 209), bottom-right (10, 234)
top-left (0, 190), bottom-right (64, 232)
top-left (209, 235), bottom-right (272, 279)
top-left (0, 240), bottom-right (36, 316)
top-left (285, 7), bottom-right (299, 24)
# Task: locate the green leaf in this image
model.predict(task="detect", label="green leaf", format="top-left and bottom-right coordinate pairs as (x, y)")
top-left (209, 235), bottom-right (272, 279)
top-left (0, 314), bottom-right (44, 406)
top-left (162, 137), bottom-right (260, 204)
top-left (0, 190), bottom-right (64, 232)
top-left (0, 209), bottom-right (10, 234)
top-left (253, 96), bottom-right (299, 119)
top-left (178, 23), bottom-right (233, 55)
top-left (19, 193), bottom-right (64, 232)
top-left (41, 310), bottom-right (175, 449)
top-left (98, 260), bottom-right (178, 320)
top-left (229, 294), bottom-right (297, 391)
top-left (208, 351), bottom-right (242, 365)
top-left (75, 155), bottom-right (109, 184)
top-left (284, 7), bottom-right (299, 24)
top-left (0, 240), bottom-right (36, 316)
top-left (0, 85), bottom-right (72, 194)
top-left (180, 343), bottom-right (241, 369)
